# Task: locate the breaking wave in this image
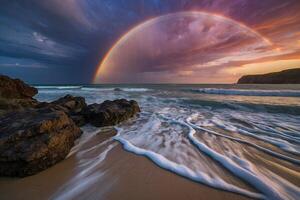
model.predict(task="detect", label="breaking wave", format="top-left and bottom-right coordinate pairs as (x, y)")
top-left (36, 86), bottom-right (83, 90)
top-left (114, 106), bottom-right (300, 200)
top-left (35, 84), bottom-right (300, 200)
top-left (191, 88), bottom-right (300, 97)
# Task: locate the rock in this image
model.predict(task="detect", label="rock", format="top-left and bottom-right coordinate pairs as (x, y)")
top-left (237, 68), bottom-right (300, 84)
top-left (114, 88), bottom-right (123, 92)
top-left (36, 95), bottom-right (88, 127)
top-left (96, 127), bottom-right (118, 137)
top-left (83, 99), bottom-right (141, 127)
top-left (51, 95), bottom-right (87, 114)
top-left (0, 75), bottom-right (142, 177)
top-left (0, 75), bottom-right (38, 99)
top-left (0, 75), bottom-right (38, 115)
top-left (50, 95), bottom-right (87, 126)
top-left (0, 98), bottom-right (38, 115)
top-left (0, 107), bottom-right (82, 177)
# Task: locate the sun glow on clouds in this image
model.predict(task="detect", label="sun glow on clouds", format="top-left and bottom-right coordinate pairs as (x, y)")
top-left (92, 0), bottom-right (300, 84)
top-left (94, 11), bottom-right (298, 83)
top-left (224, 59), bottom-right (300, 77)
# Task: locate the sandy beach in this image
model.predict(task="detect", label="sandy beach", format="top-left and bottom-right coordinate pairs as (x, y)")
top-left (0, 128), bottom-right (252, 200)
top-left (0, 148), bottom-right (251, 200)
top-left (2, 123), bottom-right (299, 200)
top-left (1, 84), bottom-right (300, 200)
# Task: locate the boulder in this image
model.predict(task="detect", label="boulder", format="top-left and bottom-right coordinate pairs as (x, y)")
top-left (0, 75), bottom-right (38, 115)
top-left (50, 95), bottom-right (87, 126)
top-left (37, 95), bottom-right (88, 126)
top-left (114, 88), bottom-right (123, 92)
top-left (0, 108), bottom-right (82, 177)
top-left (83, 99), bottom-right (140, 127)
top-left (51, 95), bottom-right (87, 114)
top-left (0, 75), bottom-right (142, 177)
top-left (0, 98), bottom-right (38, 115)
top-left (0, 75), bottom-right (37, 99)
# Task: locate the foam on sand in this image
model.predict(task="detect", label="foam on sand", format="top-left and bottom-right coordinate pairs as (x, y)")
top-left (52, 127), bottom-right (117, 200)
top-left (114, 127), bottom-right (264, 199)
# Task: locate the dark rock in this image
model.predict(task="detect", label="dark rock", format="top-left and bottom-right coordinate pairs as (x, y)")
top-left (114, 88), bottom-right (123, 92)
top-left (96, 127), bottom-right (118, 137)
top-left (0, 75), bottom-right (142, 177)
top-left (0, 108), bottom-right (82, 177)
top-left (36, 95), bottom-right (88, 127)
top-left (51, 95), bottom-right (88, 126)
top-left (70, 115), bottom-right (87, 127)
top-left (237, 68), bottom-right (300, 84)
top-left (0, 75), bottom-right (37, 99)
top-left (0, 98), bottom-right (38, 115)
top-left (83, 99), bottom-right (141, 127)
top-left (0, 75), bottom-right (38, 115)
top-left (51, 95), bottom-right (87, 114)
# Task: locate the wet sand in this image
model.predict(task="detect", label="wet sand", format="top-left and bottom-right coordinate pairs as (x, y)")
top-left (91, 145), bottom-right (252, 200)
top-left (1, 122), bottom-right (300, 200)
top-left (0, 134), bottom-right (251, 200)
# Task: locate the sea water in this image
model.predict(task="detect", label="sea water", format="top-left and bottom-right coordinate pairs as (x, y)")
top-left (35, 84), bottom-right (300, 200)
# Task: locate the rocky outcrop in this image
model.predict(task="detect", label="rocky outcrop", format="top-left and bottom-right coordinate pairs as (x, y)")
top-left (0, 75), bottom-right (37, 99)
top-left (83, 99), bottom-right (141, 127)
top-left (0, 75), bottom-right (141, 177)
top-left (0, 75), bottom-right (38, 115)
top-left (0, 108), bottom-right (82, 177)
top-left (237, 68), bottom-right (300, 84)
top-left (37, 95), bottom-right (88, 126)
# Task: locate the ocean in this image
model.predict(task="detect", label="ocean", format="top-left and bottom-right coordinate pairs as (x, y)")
top-left (34, 84), bottom-right (300, 200)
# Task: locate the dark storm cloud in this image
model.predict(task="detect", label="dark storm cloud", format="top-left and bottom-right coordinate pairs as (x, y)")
top-left (0, 0), bottom-right (300, 83)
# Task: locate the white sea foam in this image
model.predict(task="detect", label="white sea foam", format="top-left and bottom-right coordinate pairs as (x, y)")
top-left (210, 116), bottom-right (300, 156)
top-left (52, 127), bottom-right (117, 200)
top-left (122, 88), bottom-right (151, 92)
top-left (167, 115), bottom-right (300, 200)
top-left (35, 86), bottom-right (58, 89)
top-left (81, 87), bottom-right (115, 91)
top-left (114, 109), bottom-right (300, 200)
top-left (114, 128), bottom-right (264, 199)
top-left (36, 86), bottom-right (82, 89)
top-left (192, 88), bottom-right (300, 97)
top-left (186, 116), bottom-right (300, 165)
top-left (183, 118), bottom-right (300, 200)
top-left (80, 87), bottom-right (151, 92)
top-left (39, 85), bottom-right (300, 200)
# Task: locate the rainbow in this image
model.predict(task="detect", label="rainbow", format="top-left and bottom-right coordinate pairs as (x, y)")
top-left (93, 11), bottom-right (272, 83)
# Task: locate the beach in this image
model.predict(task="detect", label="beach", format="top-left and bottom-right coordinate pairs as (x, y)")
top-left (0, 84), bottom-right (300, 200)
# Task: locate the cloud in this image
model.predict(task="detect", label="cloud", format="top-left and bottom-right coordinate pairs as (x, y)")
top-left (1, 0), bottom-right (300, 83)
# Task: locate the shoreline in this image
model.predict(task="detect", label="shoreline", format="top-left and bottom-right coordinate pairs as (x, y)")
top-left (0, 137), bottom-right (252, 200)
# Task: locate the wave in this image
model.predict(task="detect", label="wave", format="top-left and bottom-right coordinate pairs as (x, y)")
top-left (191, 88), bottom-right (300, 97)
top-left (181, 99), bottom-right (300, 115)
top-left (114, 110), bottom-right (300, 200)
top-left (114, 127), bottom-right (263, 199)
top-left (36, 86), bottom-right (151, 92)
top-left (36, 86), bottom-right (82, 89)
top-left (186, 117), bottom-right (300, 165)
top-left (81, 87), bottom-right (114, 91)
top-left (52, 126), bottom-right (117, 200)
top-left (183, 118), bottom-right (299, 200)
top-left (81, 87), bottom-right (151, 92)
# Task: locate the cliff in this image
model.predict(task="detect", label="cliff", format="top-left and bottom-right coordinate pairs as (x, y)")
top-left (237, 68), bottom-right (300, 84)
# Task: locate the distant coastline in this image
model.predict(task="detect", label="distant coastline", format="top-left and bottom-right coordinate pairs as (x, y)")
top-left (237, 68), bottom-right (300, 84)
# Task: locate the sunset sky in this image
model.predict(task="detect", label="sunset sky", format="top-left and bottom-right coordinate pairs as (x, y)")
top-left (1, 0), bottom-right (300, 84)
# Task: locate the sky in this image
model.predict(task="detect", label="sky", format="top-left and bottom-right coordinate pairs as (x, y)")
top-left (0, 0), bottom-right (300, 84)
